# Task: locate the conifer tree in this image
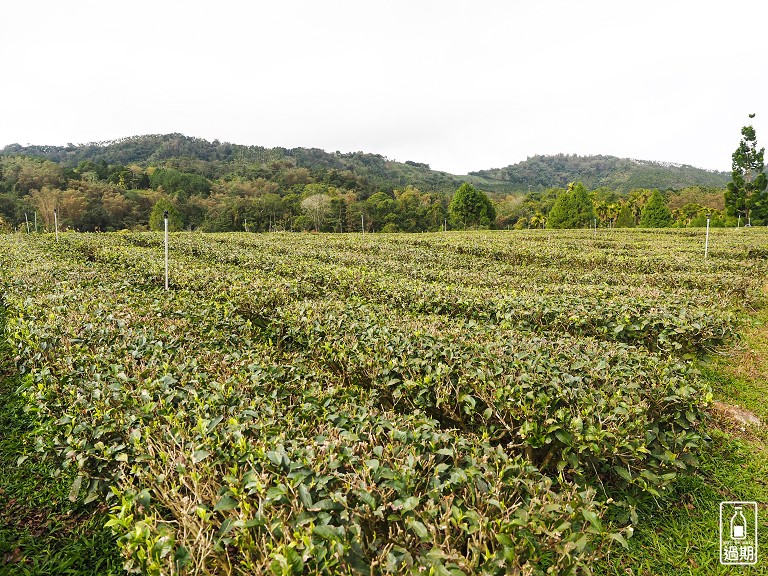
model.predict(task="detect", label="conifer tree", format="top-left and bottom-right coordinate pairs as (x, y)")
top-left (547, 182), bottom-right (594, 228)
top-left (639, 190), bottom-right (671, 228)
top-left (615, 202), bottom-right (635, 228)
top-left (725, 114), bottom-right (767, 225)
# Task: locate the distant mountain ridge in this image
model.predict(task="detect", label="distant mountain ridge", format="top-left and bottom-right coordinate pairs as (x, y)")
top-left (2, 134), bottom-right (731, 194)
top-left (469, 154), bottom-right (730, 193)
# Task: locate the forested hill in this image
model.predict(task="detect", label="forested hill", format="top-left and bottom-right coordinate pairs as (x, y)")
top-left (469, 154), bottom-right (730, 193)
top-left (0, 134), bottom-right (471, 196)
top-left (2, 135), bottom-right (729, 195)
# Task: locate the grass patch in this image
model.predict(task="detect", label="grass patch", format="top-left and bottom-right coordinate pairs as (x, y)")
top-left (598, 429), bottom-right (768, 575)
top-left (0, 375), bottom-right (123, 575)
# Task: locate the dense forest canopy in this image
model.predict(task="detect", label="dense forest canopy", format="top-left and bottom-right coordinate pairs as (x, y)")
top-left (0, 134), bottom-right (465, 195)
top-left (0, 133), bottom-right (757, 233)
top-left (470, 153), bottom-right (730, 192)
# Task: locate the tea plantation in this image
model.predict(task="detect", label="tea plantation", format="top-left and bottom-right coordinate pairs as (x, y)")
top-left (1, 228), bottom-right (766, 575)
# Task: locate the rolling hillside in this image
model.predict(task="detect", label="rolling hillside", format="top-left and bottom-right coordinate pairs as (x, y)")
top-left (469, 153), bottom-right (730, 193)
top-left (2, 135), bottom-right (730, 195)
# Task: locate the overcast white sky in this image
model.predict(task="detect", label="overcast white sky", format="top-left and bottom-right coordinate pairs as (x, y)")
top-left (1, 0), bottom-right (766, 175)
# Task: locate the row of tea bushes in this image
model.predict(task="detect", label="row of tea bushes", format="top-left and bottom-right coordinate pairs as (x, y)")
top-left (242, 298), bottom-right (708, 496)
top-left (55, 233), bottom-right (739, 354)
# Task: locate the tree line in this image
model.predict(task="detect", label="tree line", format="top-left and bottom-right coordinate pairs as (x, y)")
top-left (0, 156), bottom-right (458, 233)
top-left (0, 156), bottom-right (756, 233)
